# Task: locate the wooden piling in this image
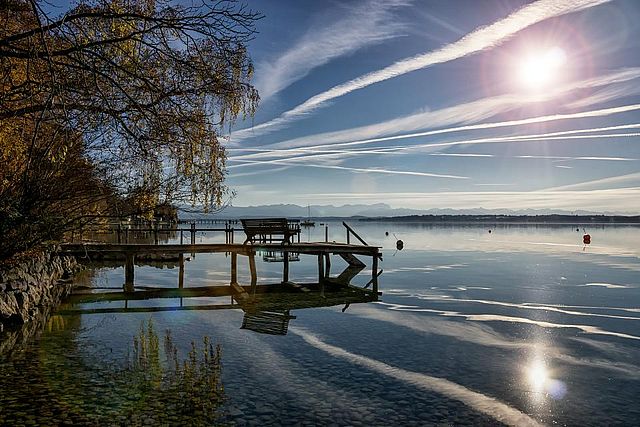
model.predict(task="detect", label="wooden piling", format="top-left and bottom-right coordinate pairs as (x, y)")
top-left (324, 253), bottom-right (331, 277)
top-left (249, 251), bottom-right (257, 287)
top-left (231, 252), bottom-right (238, 285)
top-left (283, 251), bottom-right (289, 283)
top-left (317, 254), bottom-right (324, 282)
top-left (178, 253), bottom-right (184, 288)
top-left (372, 251), bottom-right (379, 294)
top-left (124, 253), bottom-right (135, 292)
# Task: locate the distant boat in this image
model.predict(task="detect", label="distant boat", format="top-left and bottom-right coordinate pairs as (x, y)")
top-left (301, 205), bottom-right (315, 227)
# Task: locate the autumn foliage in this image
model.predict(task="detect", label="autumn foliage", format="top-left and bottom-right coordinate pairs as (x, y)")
top-left (0, 0), bottom-right (260, 258)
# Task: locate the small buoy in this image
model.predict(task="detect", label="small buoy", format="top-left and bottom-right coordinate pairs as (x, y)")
top-left (385, 231), bottom-right (389, 236)
top-left (396, 240), bottom-right (404, 250)
top-left (488, 229), bottom-right (492, 234)
top-left (576, 228), bottom-right (580, 232)
top-left (583, 234), bottom-right (591, 245)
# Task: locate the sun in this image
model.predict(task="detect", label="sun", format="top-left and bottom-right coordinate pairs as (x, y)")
top-left (518, 46), bottom-right (567, 90)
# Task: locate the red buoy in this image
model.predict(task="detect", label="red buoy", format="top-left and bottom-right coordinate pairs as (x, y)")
top-left (583, 234), bottom-right (591, 244)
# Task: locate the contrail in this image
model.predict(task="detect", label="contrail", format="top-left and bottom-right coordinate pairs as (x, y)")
top-left (227, 105), bottom-right (640, 164)
top-left (290, 328), bottom-right (542, 427)
top-left (230, 159), bottom-right (469, 179)
top-left (253, 67), bottom-right (640, 151)
top-left (227, 129), bottom-right (640, 169)
top-left (233, 0), bottom-right (611, 140)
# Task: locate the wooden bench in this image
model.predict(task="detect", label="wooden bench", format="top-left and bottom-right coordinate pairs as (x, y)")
top-left (240, 218), bottom-right (300, 245)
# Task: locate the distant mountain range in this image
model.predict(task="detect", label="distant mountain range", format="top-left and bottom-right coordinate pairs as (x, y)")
top-left (178, 203), bottom-right (631, 219)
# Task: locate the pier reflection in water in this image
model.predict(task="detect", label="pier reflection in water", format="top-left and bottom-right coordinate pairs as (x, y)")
top-left (2, 223), bottom-right (640, 426)
top-left (0, 262), bottom-right (378, 425)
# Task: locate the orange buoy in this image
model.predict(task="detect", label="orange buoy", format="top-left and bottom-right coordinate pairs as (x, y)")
top-left (583, 234), bottom-right (591, 244)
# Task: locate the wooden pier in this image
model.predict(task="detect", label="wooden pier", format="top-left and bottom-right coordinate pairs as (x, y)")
top-left (58, 220), bottom-right (382, 334)
top-left (59, 237), bottom-right (382, 335)
top-left (61, 241), bottom-right (381, 292)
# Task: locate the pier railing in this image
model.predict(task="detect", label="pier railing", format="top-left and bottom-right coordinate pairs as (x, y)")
top-left (343, 221), bottom-right (368, 246)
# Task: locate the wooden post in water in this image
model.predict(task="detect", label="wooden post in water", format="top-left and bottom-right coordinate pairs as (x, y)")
top-left (317, 254), bottom-right (324, 282)
top-left (283, 251), bottom-right (289, 283)
top-left (124, 253), bottom-right (135, 292)
top-left (372, 251), bottom-right (379, 294)
top-left (249, 251), bottom-right (257, 288)
top-left (324, 253), bottom-right (331, 277)
top-left (178, 253), bottom-right (185, 288)
top-left (230, 252), bottom-right (238, 285)
top-left (190, 222), bottom-right (196, 244)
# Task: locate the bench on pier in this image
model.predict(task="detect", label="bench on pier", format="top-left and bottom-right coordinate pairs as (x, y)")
top-left (240, 218), bottom-right (300, 245)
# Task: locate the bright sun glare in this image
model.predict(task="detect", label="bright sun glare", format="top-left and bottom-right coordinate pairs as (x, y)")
top-left (518, 46), bottom-right (567, 90)
top-left (528, 360), bottom-right (548, 391)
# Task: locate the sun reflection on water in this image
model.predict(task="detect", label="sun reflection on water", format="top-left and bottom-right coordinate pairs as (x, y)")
top-left (525, 356), bottom-right (568, 403)
top-left (528, 359), bottom-right (548, 392)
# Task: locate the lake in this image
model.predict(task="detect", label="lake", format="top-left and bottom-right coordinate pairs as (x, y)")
top-left (1, 222), bottom-right (639, 426)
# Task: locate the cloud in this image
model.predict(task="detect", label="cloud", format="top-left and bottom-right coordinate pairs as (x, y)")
top-left (228, 70), bottom-right (640, 162)
top-left (565, 81), bottom-right (640, 110)
top-left (233, 0), bottom-right (611, 140)
top-left (261, 89), bottom-right (640, 152)
top-left (227, 127), bottom-right (640, 171)
top-left (541, 172), bottom-right (640, 191)
top-left (230, 159), bottom-right (469, 180)
top-left (299, 187), bottom-right (640, 213)
top-left (254, 0), bottom-right (408, 101)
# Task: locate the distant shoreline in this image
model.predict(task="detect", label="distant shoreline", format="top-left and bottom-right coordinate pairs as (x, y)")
top-left (357, 214), bottom-right (640, 224)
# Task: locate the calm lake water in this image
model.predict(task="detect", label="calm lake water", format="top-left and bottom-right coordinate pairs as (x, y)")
top-left (1, 222), bottom-right (640, 426)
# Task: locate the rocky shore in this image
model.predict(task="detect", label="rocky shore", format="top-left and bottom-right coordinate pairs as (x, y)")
top-left (0, 248), bottom-right (81, 334)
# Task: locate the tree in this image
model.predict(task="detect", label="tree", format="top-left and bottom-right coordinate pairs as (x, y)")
top-left (0, 0), bottom-right (261, 258)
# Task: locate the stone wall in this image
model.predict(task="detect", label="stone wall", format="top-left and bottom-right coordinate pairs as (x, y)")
top-left (0, 248), bottom-right (81, 333)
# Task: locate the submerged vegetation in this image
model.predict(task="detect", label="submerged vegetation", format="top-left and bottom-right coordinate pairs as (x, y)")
top-left (0, 318), bottom-right (226, 425)
top-left (126, 320), bottom-right (226, 425)
top-left (0, 0), bottom-right (261, 259)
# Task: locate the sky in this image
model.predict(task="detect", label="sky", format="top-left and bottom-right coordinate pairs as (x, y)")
top-left (222, 0), bottom-right (640, 214)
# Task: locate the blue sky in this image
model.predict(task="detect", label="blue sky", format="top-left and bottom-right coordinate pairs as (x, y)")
top-left (223, 0), bottom-right (640, 213)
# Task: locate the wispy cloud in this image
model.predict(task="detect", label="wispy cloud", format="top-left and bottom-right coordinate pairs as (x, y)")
top-left (254, 0), bottom-right (408, 101)
top-left (299, 187), bottom-right (640, 212)
top-left (230, 159), bottom-right (469, 180)
top-left (517, 155), bottom-right (638, 161)
top-left (261, 76), bottom-right (640, 151)
top-left (565, 81), bottom-right (640, 110)
top-left (227, 127), bottom-right (640, 170)
top-left (234, 0), bottom-right (611, 140)
top-left (541, 172), bottom-right (640, 191)
top-left (229, 70), bottom-right (640, 163)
